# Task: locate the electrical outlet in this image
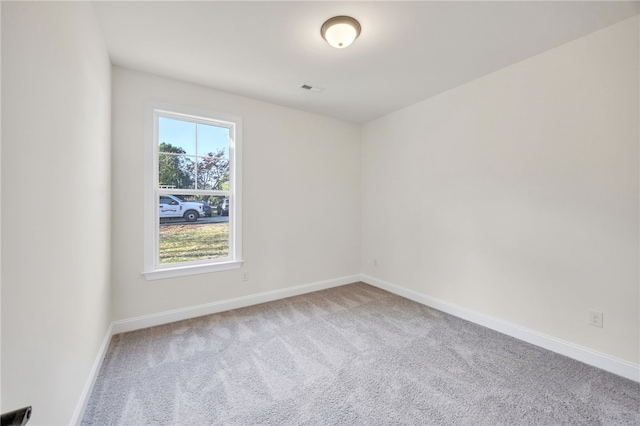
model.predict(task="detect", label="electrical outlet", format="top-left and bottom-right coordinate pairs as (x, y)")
top-left (589, 310), bottom-right (603, 328)
top-left (373, 258), bottom-right (378, 267)
top-left (242, 272), bottom-right (249, 281)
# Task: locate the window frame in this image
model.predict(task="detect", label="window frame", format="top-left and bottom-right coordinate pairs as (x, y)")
top-left (143, 101), bottom-right (243, 280)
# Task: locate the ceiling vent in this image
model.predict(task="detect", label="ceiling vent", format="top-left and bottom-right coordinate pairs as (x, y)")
top-left (299, 84), bottom-right (324, 93)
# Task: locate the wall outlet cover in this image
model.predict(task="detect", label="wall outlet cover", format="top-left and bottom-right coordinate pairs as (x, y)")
top-left (589, 310), bottom-right (603, 328)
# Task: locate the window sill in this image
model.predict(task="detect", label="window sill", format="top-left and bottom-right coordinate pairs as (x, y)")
top-left (143, 260), bottom-right (243, 280)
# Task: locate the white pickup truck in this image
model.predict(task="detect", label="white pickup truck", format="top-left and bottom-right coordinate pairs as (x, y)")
top-left (159, 194), bottom-right (204, 222)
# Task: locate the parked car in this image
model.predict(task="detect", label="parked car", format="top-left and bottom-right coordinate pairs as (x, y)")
top-left (217, 198), bottom-right (229, 216)
top-left (198, 201), bottom-right (212, 217)
top-left (159, 194), bottom-right (204, 222)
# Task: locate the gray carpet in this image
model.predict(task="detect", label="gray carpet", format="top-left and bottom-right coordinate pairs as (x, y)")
top-left (82, 283), bottom-right (640, 425)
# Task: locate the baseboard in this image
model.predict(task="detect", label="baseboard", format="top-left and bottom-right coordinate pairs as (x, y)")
top-left (70, 323), bottom-right (113, 425)
top-left (360, 274), bottom-right (640, 383)
top-left (112, 274), bottom-right (361, 334)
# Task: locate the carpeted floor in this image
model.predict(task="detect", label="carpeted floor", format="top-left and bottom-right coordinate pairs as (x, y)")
top-left (82, 283), bottom-right (640, 425)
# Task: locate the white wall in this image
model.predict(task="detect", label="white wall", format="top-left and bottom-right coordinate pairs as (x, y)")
top-left (361, 17), bottom-right (639, 364)
top-left (111, 67), bottom-right (361, 321)
top-left (1, 2), bottom-right (112, 424)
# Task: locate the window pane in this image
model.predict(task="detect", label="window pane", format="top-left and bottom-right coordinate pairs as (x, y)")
top-left (197, 123), bottom-right (229, 158)
top-left (158, 154), bottom-right (195, 189)
top-left (159, 117), bottom-right (196, 155)
top-left (158, 195), bottom-right (230, 264)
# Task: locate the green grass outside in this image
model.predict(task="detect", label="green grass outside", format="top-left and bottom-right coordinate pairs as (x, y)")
top-left (159, 222), bottom-right (229, 264)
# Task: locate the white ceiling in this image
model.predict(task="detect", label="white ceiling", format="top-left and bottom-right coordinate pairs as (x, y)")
top-left (92, 1), bottom-right (639, 123)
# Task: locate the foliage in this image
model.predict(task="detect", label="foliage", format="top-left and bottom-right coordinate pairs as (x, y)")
top-left (190, 149), bottom-right (230, 190)
top-left (159, 143), bottom-right (194, 188)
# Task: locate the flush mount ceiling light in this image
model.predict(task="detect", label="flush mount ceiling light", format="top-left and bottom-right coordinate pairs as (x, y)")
top-left (321, 16), bottom-right (361, 49)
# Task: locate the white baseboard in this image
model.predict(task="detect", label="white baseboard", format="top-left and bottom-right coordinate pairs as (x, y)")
top-left (111, 274), bottom-right (361, 334)
top-left (70, 323), bottom-right (113, 425)
top-left (360, 274), bottom-right (640, 383)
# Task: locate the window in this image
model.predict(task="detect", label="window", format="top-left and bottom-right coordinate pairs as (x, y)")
top-left (144, 102), bottom-right (242, 279)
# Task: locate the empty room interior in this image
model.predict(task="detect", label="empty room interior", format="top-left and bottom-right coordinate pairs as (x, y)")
top-left (2, 1), bottom-right (640, 425)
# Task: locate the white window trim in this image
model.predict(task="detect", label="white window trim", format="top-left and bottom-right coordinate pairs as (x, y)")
top-left (143, 101), bottom-right (243, 280)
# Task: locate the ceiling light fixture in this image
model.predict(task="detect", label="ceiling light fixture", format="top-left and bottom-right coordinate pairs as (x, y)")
top-left (321, 16), bottom-right (361, 49)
